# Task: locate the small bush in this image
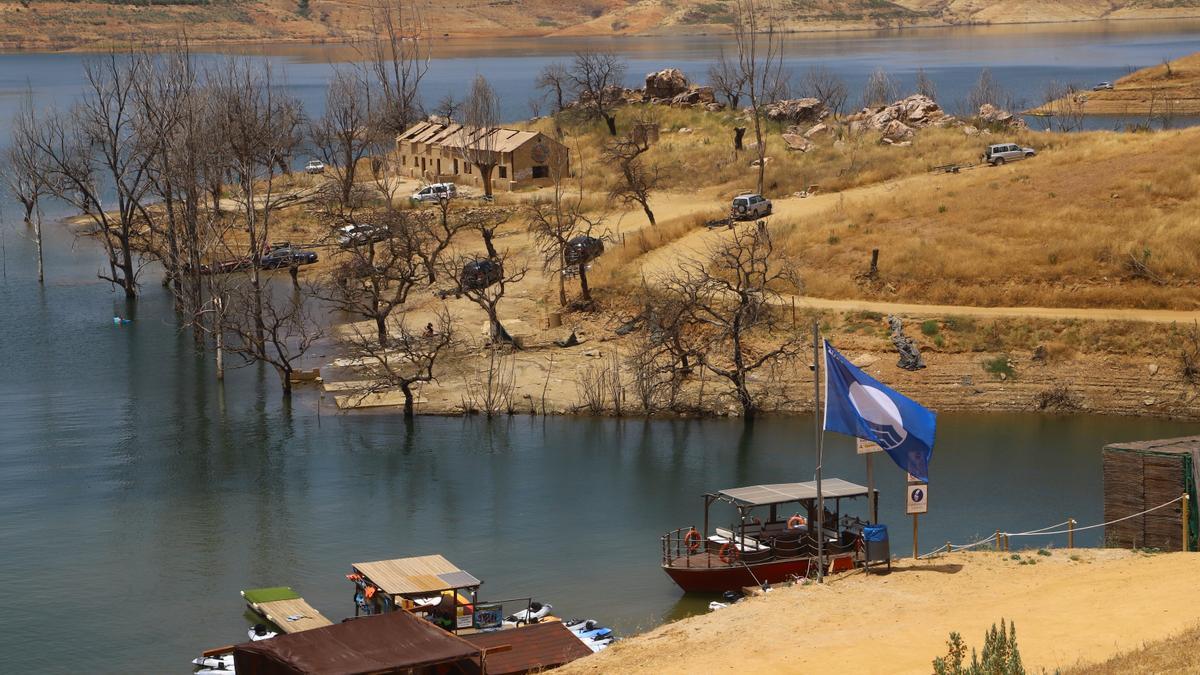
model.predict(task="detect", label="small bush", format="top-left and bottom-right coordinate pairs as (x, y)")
top-left (921, 320), bottom-right (940, 336)
top-left (982, 354), bottom-right (1015, 379)
top-left (932, 619), bottom-right (1025, 675)
top-left (1036, 548), bottom-right (1051, 557)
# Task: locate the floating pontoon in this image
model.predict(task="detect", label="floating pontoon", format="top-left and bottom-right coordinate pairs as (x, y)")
top-left (240, 586), bottom-right (333, 634)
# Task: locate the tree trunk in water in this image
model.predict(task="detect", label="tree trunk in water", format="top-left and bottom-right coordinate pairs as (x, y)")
top-left (280, 367), bottom-right (293, 397)
top-left (34, 215), bottom-right (43, 285)
top-left (604, 114), bottom-right (617, 136)
top-left (401, 383), bottom-right (415, 419)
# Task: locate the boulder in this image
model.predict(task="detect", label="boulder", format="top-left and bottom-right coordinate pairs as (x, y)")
top-left (704, 102), bottom-right (726, 112)
top-left (750, 156), bottom-right (773, 167)
top-left (881, 119), bottom-right (914, 142)
top-left (803, 122), bottom-right (828, 138)
top-left (978, 103), bottom-right (1028, 129)
top-left (962, 125), bottom-right (980, 136)
top-left (670, 85), bottom-right (716, 107)
top-left (763, 98), bottom-right (826, 124)
top-left (781, 134), bottom-right (814, 152)
top-left (644, 68), bottom-right (689, 101)
top-left (677, 127), bottom-right (693, 134)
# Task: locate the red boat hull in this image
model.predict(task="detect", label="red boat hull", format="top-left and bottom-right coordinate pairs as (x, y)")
top-left (663, 558), bottom-right (814, 593)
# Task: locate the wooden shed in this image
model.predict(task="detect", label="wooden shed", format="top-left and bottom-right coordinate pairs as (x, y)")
top-left (1102, 436), bottom-right (1199, 551)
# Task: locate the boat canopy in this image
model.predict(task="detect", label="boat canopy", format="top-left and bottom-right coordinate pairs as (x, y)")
top-left (352, 554), bottom-right (481, 597)
top-left (715, 478), bottom-right (869, 507)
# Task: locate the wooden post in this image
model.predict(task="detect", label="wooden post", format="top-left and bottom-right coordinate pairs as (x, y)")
top-left (912, 514), bottom-right (919, 559)
top-left (1068, 519), bottom-right (1075, 549)
top-left (995, 529), bottom-right (1001, 551)
top-left (868, 249), bottom-right (879, 278)
top-left (1183, 493), bottom-right (1190, 553)
top-left (945, 540), bottom-right (951, 556)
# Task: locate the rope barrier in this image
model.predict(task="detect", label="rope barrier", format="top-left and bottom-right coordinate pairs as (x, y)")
top-left (915, 494), bottom-right (1184, 559)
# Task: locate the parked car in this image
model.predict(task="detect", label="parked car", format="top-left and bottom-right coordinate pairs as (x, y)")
top-left (305, 159), bottom-right (326, 174)
top-left (731, 193), bottom-right (772, 220)
top-left (984, 143), bottom-right (1036, 166)
top-left (259, 246), bottom-right (318, 269)
top-left (336, 223), bottom-right (389, 248)
top-left (564, 235), bottom-right (605, 266)
top-left (411, 183), bottom-right (457, 203)
top-left (1092, 82), bottom-right (1114, 91)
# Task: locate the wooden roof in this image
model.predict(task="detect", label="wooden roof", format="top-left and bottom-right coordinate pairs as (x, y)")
top-left (353, 554), bottom-right (481, 596)
top-left (398, 120), bottom-right (554, 154)
top-left (1105, 436), bottom-right (1200, 455)
top-left (717, 478), bottom-right (870, 507)
top-left (466, 622), bottom-right (592, 675)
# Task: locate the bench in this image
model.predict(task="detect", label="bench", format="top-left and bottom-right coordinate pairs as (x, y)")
top-left (710, 528), bottom-right (770, 552)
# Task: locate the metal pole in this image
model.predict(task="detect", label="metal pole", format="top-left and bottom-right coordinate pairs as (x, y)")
top-left (1183, 493), bottom-right (1190, 553)
top-left (912, 514), bottom-right (918, 559)
top-left (813, 320), bottom-right (824, 583)
top-left (866, 453), bottom-right (875, 525)
top-left (1068, 518), bottom-right (1075, 549)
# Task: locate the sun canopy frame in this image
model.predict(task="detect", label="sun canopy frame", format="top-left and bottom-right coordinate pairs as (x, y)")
top-left (713, 478), bottom-right (870, 508)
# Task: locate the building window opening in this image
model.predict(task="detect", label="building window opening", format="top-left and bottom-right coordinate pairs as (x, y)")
top-left (532, 165), bottom-right (549, 179)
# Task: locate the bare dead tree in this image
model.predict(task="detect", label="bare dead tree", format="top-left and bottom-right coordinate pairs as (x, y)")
top-left (457, 75), bottom-right (502, 198)
top-left (417, 198), bottom-right (470, 282)
top-left (800, 64), bottom-right (848, 117)
top-left (603, 133), bottom-right (660, 228)
top-left (457, 206), bottom-right (511, 260)
top-left (431, 92), bottom-right (460, 121)
top-left (536, 61), bottom-right (571, 114)
top-left (1040, 80), bottom-right (1086, 132)
top-left (30, 52), bottom-right (163, 298)
top-left (914, 68), bottom-right (937, 100)
top-left (567, 51), bottom-right (628, 136)
top-left (708, 48), bottom-right (748, 109)
top-left (446, 251), bottom-right (528, 345)
top-left (657, 223), bottom-right (802, 418)
top-left (224, 278), bottom-right (323, 397)
top-left (862, 67), bottom-right (897, 108)
top-left (311, 68), bottom-right (378, 214)
top-left (966, 68), bottom-right (1014, 117)
top-left (212, 58), bottom-right (304, 354)
top-left (526, 154), bottom-right (605, 307)
top-left (321, 209), bottom-right (427, 343)
top-left (2, 90), bottom-right (49, 283)
top-left (344, 307), bottom-right (454, 418)
top-left (364, 0), bottom-right (430, 137)
top-left (462, 344), bottom-right (517, 417)
top-left (730, 0), bottom-right (787, 196)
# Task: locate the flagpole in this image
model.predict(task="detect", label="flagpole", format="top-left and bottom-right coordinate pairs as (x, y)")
top-left (813, 320), bottom-right (825, 583)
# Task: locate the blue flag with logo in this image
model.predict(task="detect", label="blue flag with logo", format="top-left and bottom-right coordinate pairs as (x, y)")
top-left (823, 340), bottom-right (936, 482)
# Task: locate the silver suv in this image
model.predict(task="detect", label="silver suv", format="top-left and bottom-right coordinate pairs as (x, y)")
top-left (411, 182), bottom-right (457, 203)
top-left (731, 193), bottom-right (772, 220)
top-left (984, 143), bottom-right (1036, 166)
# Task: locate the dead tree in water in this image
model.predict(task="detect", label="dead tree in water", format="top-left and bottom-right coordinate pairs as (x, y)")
top-left (224, 278), bottom-right (322, 398)
top-left (2, 92), bottom-right (49, 283)
top-left (343, 307), bottom-right (454, 418)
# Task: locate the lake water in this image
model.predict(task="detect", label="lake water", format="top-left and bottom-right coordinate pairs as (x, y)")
top-left (2, 23), bottom-right (1200, 673)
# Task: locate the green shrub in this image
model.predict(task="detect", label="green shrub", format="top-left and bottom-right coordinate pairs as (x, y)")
top-left (982, 354), bottom-right (1015, 379)
top-left (921, 320), bottom-right (940, 336)
top-left (932, 619), bottom-right (1026, 675)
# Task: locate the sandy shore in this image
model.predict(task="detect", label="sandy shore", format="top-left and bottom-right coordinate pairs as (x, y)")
top-left (559, 549), bottom-right (1200, 674)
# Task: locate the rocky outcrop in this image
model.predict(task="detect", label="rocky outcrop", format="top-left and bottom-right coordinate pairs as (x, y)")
top-left (845, 95), bottom-right (958, 144)
top-left (644, 68), bottom-right (689, 101)
top-left (977, 103), bottom-right (1029, 129)
top-left (764, 98), bottom-right (826, 124)
top-left (781, 133), bottom-right (814, 152)
top-left (670, 86), bottom-right (718, 108)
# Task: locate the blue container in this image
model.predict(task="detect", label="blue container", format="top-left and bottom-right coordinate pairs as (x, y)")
top-left (863, 524), bottom-right (889, 543)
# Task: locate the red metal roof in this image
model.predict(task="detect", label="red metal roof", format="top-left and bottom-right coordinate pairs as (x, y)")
top-left (465, 622), bottom-right (593, 675)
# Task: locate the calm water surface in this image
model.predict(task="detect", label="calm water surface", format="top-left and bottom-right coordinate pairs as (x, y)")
top-left (2, 24), bottom-right (1200, 673)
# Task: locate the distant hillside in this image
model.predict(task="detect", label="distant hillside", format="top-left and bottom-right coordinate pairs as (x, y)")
top-left (2, 0), bottom-right (1200, 50)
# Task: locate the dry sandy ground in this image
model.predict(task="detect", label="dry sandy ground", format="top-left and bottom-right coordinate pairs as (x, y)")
top-left (560, 550), bottom-right (1200, 675)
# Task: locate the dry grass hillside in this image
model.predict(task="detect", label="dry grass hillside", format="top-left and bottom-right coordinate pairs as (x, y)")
top-left (4, 0), bottom-right (1200, 49)
top-left (1039, 51), bottom-right (1200, 115)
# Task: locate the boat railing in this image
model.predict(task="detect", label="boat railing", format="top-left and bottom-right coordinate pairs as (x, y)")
top-left (662, 526), bottom-right (862, 569)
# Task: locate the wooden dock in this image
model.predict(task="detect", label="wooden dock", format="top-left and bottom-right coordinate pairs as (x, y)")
top-left (242, 587), bottom-right (333, 634)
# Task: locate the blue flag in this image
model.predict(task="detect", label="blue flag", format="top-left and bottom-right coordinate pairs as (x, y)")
top-left (823, 340), bottom-right (937, 482)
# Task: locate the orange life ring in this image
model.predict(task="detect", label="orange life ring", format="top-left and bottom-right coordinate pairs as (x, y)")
top-left (787, 515), bottom-right (807, 529)
top-left (719, 542), bottom-right (740, 564)
top-left (684, 528), bottom-right (702, 553)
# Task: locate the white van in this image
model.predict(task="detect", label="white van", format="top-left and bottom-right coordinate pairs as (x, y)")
top-left (411, 183), bottom-right (457, 203)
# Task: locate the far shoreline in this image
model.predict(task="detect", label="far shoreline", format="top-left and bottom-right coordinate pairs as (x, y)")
top-left (3, 15), bottom-right (1200, 55)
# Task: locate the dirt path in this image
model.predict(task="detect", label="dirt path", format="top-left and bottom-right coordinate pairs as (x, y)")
top-left (560, 550), bottom-right (1200, 675)
top-left (631, 178), bottom-right (1200, 325)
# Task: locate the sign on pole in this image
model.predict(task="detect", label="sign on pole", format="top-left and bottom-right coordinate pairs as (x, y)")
top-left (857, 439), bottom-right (883, 455)
top-left (906, 483), bottom-right (929, 515)
top-left (906, 472), bottom-right (925, 484)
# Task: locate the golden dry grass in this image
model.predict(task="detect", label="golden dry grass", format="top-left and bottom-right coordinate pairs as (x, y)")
top-left (769, 127), bottom-right (1200, 309)
top-left (1032, 50), bottom-right (1200, 116)
top-left (1067, 622), bottom-right (1200, 674)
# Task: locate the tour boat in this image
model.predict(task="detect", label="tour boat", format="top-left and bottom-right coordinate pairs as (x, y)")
top-left (661, 478), bottom-right (878, 593)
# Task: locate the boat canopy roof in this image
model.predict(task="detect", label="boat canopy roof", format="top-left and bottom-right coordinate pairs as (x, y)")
top-left (352, 554), bottom-right (482, 596)
top-left (716, 478), bottom-right (869, 507)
